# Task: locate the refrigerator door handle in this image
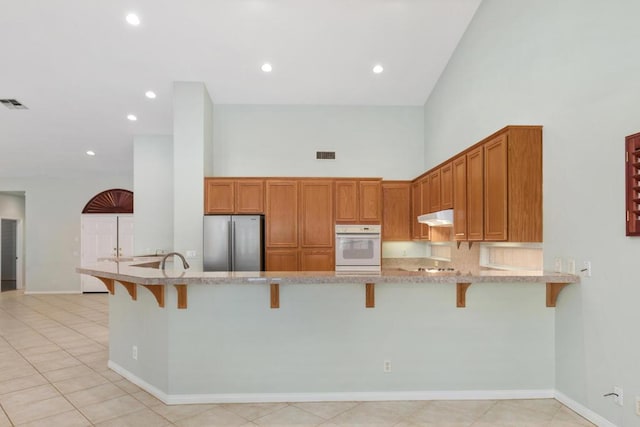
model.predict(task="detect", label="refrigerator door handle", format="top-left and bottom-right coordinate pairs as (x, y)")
top-left (231, 220), bottom-right (236, 270)
top-left (227, 220), bottom-right (233, 269)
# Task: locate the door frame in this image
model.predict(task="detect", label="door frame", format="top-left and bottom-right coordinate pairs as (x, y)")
top-left (0, 217), bottom-right (24, 290)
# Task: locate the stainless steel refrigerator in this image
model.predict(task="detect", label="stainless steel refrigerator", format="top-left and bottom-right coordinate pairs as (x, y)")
top-left (203, 215), bottom-right (264, 271)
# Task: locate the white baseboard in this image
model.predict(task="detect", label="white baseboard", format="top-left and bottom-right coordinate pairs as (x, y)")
top-left (23, 290), bottom-right (82, 294)
top-left (554, 391), bottom-right (617, 427)
top-left (107, 360), bottom-right (553, 405)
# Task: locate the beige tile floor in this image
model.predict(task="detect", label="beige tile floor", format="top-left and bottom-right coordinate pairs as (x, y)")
top-left (0, 290), bottom-right (595, 427)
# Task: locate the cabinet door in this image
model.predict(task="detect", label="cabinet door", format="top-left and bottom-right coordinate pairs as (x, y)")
top-left (335, 180), bottom-right (358, 223)
top-left (300, 249), bottom-right (334, 271)
top-left (452, 156), bottom-right (467, 240)
top-left (300, 180), bottom-right (334, 247)
top-left (419, 177), bottom-right (430, 239)
top-left (266, 249), bottom-right (299, 271)
top-left (358, 180), bottom-right (382, 223)
top-left (429, 170), bottom-right (441, 212)
top-left (484, 135), bottom-right (508, 241)
top-left (411, 182), bottom-right (421, 239)
top-left (236, 180), bottom-right (264, 213)
top-left (382, 182), bottom-right (411, 241)
top-left (266, 180), bottom-right (298, 247)
top-left (204, 179), bottom-right (235, 213)
top-left (467, 147), bottom-right (484, 241)
top-left (440, 162), bottom-right (453, 210)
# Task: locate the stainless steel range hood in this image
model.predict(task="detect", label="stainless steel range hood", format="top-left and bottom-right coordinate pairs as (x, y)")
top-left (417, 209), bottom-right (454, 227)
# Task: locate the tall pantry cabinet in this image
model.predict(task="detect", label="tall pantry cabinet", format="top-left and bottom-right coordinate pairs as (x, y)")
top-left (265, 179), bottom-right (335, 271)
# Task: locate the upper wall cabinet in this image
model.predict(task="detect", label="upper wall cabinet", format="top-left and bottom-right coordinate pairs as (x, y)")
top-left (205, 178), bottom-right (264, 214)
top-left (382, 181), bottom-right (411, 241)
top-left (421, 125), bottom-right (542, 243)
top-left (466, 126), bottom-right (542, 242)
top-left (440, 162), bottom-right (453, 210)
top-left (335, 179), bottom-right (382, 224)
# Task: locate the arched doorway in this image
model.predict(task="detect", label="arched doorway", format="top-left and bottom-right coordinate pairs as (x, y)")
top-left (80, 189), bottom-right (134, 292)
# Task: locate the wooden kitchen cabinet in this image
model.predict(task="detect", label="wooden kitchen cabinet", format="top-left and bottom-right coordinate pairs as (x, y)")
top-left (204, 179), bottom-right (235, 213)
top-left (236, 180), bottom-right (264, 213)
top-left (500, 126), bottom-right (542, 242)
top-left (265, 180), bottom-right (298, 247)
top-left (411, 181), bottom-right (422, 239)
top-left (466, 146), bottom-right (484, 241)
top-left (429, 169), bottom-right (441, 212)
top-left (335, 180), bottom-right (358, 222)
top-left (335, 179), bottom-right (382, 224)
top-left (440, 162), bottom-right (453, 210)
top-left (300, 249), bottom-right (334, 271)
top-left (266, 249), bottom-right (299, 271)
top-left (453, 126), bottom-right (542, 243)
top-left (483, 134), bottom-right (508, 241)
top-left (300, 180), bottom-right (334, 247)
top-left (382, 181), bottom-right (411, 241)
top-left (204, 178), bottom-right (264, 214)
top-left (419, 177), bottom-right (431, 239)
top-left (359, 180), bottom-right (382, 223)
top-left (452, 156), bottom-right (467, 240)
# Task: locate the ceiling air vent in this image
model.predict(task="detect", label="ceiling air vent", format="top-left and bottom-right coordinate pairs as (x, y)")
top-left (0, 99), bottom-right (28, 110)
top-left (316, 151), bottom-right (336, 160)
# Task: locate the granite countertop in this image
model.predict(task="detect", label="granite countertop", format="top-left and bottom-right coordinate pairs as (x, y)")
top-left (77, 258), bottom-right (579, 286)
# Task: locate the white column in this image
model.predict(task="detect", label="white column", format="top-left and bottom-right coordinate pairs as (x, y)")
top-left (172, 82), bottom-right (213, 270)
top-left (133, 135), bottom-right (174, 255)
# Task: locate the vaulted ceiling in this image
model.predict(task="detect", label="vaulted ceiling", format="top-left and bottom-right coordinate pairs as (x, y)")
top-left (0, 0), bottom-right (481, 178)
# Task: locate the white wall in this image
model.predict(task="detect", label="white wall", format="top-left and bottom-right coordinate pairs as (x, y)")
top-left (212, 105), bottom-right (424, 179)
top-left (422, 1), bottom-right (640, 424)
top-left (0, 174), bottom-right (132, 293)
top-left (133, 135), bottom-right (174, 255)
top-left (0, 193), bottom-right (25, 220)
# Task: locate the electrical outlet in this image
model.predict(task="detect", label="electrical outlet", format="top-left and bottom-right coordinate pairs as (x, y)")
top-left (614, 386), bottom-right (623, 406)
top-left (186, 250), bottom-right (197, 258)
top-left (132, 345), bottom-right (138, 360)
top-left (554, 257), bottom-right (563, 273)
top-left (635, 396), bottom-right (640, 416)
top-left (581, 261), bottom-right (592, 277)
top-left (383, 360), bottom-right (392, 373)
top-left (567, 258), bottom-right (576, 274)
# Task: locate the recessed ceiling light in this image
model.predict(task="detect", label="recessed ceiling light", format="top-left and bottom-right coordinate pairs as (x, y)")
top-left (145, 90), bottom-right (156, 99)
top-left (127, 114), bottom-right (137, 121)
top-left (86, 150), bottom-right (96, 156)
top-left (373, 64), bottom-right (384, 74)
top-left (126, 13), bottom-right (140, 26)
top-left (261, 63), bottom-right (273, 73)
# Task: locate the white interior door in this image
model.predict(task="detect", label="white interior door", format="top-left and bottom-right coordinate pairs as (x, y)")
top-left (81, 215), bottom-right (117, 292)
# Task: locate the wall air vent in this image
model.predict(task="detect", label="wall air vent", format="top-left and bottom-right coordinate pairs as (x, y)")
top-left (316, 151), bottom-right (336, 160)
top-left (0, 99), bottom-right (28, 110)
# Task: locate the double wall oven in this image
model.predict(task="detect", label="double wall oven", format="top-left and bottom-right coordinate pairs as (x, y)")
top-left (335, 224), bottom-right (381, 272)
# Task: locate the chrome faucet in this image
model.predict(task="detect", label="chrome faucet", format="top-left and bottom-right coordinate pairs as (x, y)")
top-left (161, 252), bottom-right (190, 271)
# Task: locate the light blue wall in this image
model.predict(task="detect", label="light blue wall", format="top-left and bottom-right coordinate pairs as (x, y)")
top-left (422, 1), bottom-right (640, 424)
top-left (0, 174), bottom-right (132, 293)
top-left (212, 105), bottom-right (425, 180)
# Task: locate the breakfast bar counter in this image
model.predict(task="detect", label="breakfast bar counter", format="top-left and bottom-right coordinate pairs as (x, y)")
top-left (76, 260), bottom-right (580, 405)
top-left (77, 259), bottom-right (578, 310)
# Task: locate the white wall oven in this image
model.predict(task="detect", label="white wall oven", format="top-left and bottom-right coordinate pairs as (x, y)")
top-left (335, 224), bottom-right (381, 272)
